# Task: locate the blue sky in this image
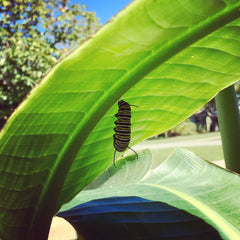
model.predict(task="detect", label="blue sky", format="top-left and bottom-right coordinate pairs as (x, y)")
top-left (71, 0), bottom-right (133, 24)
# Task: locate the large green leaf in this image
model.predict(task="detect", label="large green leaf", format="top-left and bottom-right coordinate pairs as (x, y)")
top-left (60, 149), bottom-right (240, 240)
top-left (1, 0), bottom-right (240, 239)
top-left (59, 0), bottom-right (240, 207)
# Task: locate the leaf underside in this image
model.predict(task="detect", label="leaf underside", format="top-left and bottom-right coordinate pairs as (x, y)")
top-left (58, 196), bottom-right (222, 240)
top-left (60, 149), bottom-right (240, 240)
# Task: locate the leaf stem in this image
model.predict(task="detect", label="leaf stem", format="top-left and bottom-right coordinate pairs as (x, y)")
top-left (215, 85), bottom-right (240, 173)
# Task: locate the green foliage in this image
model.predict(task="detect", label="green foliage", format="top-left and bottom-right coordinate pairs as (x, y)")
top-left (0, 0), bottom-right (100, 128)
top-left (0, 0), bottom-right (240, 239)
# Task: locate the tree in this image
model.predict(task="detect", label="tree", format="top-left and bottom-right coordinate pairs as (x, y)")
top-left (0, 0), bottom-right (100, 128)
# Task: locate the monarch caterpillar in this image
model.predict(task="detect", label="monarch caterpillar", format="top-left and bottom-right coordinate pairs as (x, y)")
top-left (113, 100), bottom-right (138, 167)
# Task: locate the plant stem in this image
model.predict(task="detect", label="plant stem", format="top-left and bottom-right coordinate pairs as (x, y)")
top-left (215, 85), bottom-right (240, 173)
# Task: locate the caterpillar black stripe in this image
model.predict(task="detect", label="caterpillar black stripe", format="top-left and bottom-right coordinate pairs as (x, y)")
top-left (113, 100), bottom-right (138, 167)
